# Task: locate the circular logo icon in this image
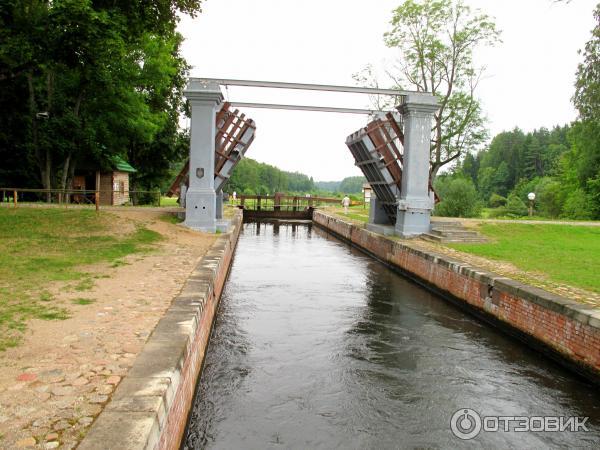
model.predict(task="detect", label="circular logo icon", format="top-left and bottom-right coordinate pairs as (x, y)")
top-left (450, 408), bottom-right (482, 440)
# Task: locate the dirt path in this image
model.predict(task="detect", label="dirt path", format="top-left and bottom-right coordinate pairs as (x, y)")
top-left (0, 210), bottom-right (215, 449)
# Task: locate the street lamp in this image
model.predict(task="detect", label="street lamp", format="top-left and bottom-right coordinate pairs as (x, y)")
top-left (527, 192), bottom-right (536, 216)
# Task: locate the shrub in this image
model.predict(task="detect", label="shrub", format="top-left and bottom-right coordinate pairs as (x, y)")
top-left (489, 193), bottom-right (507, 208)
top-left (561, 189), bottom-right (593, 219)
top-left (434, 177), bottom-right (481, 217)
top-left (536, 178), bottom-right (564, 218)
top-left (504, 194), bottom-right (528, 217)
top-left (511, 177), bottom-right (540, 203)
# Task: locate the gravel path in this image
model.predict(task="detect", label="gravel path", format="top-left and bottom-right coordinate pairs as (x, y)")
top-left (0, 210), bottom-right (215, 449)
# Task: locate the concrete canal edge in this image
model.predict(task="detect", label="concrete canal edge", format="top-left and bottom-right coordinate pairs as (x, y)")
top-left (79, 211), bottom-right (243, 450)
top-left (313, 211), bottom-right (600, 385)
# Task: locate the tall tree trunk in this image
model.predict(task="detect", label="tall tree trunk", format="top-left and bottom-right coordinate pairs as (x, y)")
top-left (60, 91), bottom-right (84, 195)
top-left (27, 71), bottom-right (51, 200)
top-left (60, 152), bottom-right (71, 190)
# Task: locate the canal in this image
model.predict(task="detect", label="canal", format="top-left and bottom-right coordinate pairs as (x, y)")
top-left (183, 222), bottom-right (600, 449)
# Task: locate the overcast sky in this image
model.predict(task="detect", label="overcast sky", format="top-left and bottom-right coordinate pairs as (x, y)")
top-left (178, 0), bottom-right (597, 181)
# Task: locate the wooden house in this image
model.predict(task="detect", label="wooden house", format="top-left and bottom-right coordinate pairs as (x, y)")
top-left (72, 156), bottom-right (137, 206)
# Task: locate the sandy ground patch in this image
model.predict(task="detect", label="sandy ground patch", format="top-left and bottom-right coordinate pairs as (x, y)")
top-left (0, 210), bottom-right (215, 449)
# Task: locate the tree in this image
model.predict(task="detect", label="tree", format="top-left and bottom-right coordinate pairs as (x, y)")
top-left (564, 4), bottom-right (600, 217)
top-left (0, 0), bottom-right (203, 195)
top-left (382, 0), bottom-right (500, 181)
top-left (433, 176), bottom-right (480, 217)
top-left (339, 176), bottom-right (366, 194)
top-left (573, 4), bottom-right (600, 123)
top-left (523, 135), bottom-right (544, 179)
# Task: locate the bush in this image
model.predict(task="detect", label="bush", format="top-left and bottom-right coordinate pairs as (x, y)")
top-left (561, 189), bottom-right (593, 219)
top-left (504, 193), bottom-right (528, 217)
top-left (511, 177), bottom-right (540, 203)
top-left (536, 178), bottom-right (564, 218)
top-left (486, 207), bottom-right (509, 218)
top-left (434, 177), bottom-right (481, 217)
top-left (489, 193), bottom-right (507, 208)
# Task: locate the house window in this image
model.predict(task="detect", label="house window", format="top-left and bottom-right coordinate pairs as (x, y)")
top-left (119, 181), bottom-right (125, 194)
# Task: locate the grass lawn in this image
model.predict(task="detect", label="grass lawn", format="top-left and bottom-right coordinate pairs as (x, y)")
top-left (0, 208), bottom-right (161, 350)
top-left (325, 205), bottom-right (369, 223)
top-left (160, 196), bottom-right (179, 207)
top-left (451, 223), bottom-right (600, 293)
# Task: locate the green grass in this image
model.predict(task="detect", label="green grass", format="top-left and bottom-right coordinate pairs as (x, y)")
top-left (327, 205), bottom-right (369, 223)
top-left (72, 297), bottom-right (95, 305)
top-left (450, 223), bottom-right (600, 293)
top-left (73, 277), bottom-right (95, 292)
top-left (160, 196), bottom-right (179, 207)
top-left (159, 213), bottom-right (182, 224)
top-left (0, 208), bottom-right (161, 350)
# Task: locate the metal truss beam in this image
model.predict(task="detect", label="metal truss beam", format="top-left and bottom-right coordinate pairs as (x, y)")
top-left (228, 101), bottom-right (390, 115)
top-left (194, 78), bottom-right (413, 96)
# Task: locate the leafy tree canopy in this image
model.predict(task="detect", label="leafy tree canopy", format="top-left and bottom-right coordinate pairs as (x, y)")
top-left (0, 0), bottom-right (202, 198)
top-left (359, 0), bottom-right (501, 181)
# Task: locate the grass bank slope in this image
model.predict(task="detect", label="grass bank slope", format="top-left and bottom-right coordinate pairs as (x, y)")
top-left (452, 223), bottom-right (600, 293)
top-left (0, 208), bottom-right (161, 350)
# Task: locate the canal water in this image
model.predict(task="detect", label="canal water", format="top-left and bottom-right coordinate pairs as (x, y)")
top-left (184, 222), bottom-right (600, 449)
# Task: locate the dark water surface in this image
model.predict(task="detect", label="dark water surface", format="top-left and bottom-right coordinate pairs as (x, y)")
top-left (184, 222), bottom-right (600, 449)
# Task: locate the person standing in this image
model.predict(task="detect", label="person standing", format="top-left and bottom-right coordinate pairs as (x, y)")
top-left (342, 194), bottom-right (350, 214)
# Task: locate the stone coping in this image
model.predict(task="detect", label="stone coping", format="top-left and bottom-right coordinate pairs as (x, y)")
top-left (79, 212), bottom-right (242, 450)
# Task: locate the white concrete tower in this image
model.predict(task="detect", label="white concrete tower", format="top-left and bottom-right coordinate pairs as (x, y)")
top-left (396, 93), bottom-right (439, 237)
top-left (183, 80), bottom-right (223, 232)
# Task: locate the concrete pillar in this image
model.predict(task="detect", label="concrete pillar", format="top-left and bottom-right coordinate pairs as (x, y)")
top-left (215, 191), bottom-right (223, 220)
top-left (395, 93), bottom-right (439, 237)
top-left (369, 196), bottom-right (391, 225)
top-left (183, 80), bottom-right (223, 232)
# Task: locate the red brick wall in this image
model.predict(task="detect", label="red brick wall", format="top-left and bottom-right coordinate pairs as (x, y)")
top-left (157, 213), bottom-right (242, 450)
top-left (313, 211), bottom-right (600, 382)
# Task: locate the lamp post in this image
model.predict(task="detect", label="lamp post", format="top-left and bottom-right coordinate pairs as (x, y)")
top-left (528, 192), bottom-right (536, 217)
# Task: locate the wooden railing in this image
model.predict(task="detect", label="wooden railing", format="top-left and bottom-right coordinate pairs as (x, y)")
top-left (236, 194), bottom-right (359, 211)
top-left (0, 187), bottom-right (164, 210)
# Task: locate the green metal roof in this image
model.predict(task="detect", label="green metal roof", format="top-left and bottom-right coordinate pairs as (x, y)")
top-left (111, 156), bottom-right (137, 173)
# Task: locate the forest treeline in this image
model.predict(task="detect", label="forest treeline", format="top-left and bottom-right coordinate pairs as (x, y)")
top-left (222, 158), bottom-right (365, 197)
top-left (436, 122), bottom-right (599, 219)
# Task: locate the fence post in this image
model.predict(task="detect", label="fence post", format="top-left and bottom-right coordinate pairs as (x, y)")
top-left (13, 190), bottom-right (17, 208)
top-left (157, 190), bottom-right (161, 207)
top-left (95, 192), bottom-right (99, 212)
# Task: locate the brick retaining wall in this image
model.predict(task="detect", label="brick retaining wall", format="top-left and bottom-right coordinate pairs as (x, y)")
top-left (79, 211), bottom-right (242, 450)
top-left (313, 211), bottom-right (600, 384)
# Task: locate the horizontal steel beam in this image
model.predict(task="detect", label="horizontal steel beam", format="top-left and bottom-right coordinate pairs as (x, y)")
top-left (228, 102), bottom-right (392, 115)
top-left (195, 78), bottom-right (414, 96)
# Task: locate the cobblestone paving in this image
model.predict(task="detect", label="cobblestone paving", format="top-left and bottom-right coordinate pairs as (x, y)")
top-left (0, 211), bottom-right (214, 449)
